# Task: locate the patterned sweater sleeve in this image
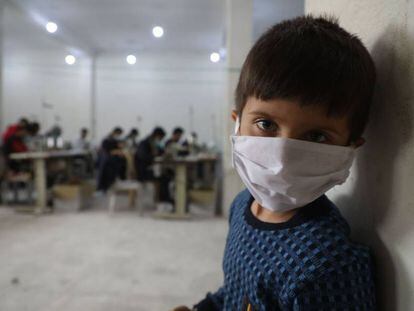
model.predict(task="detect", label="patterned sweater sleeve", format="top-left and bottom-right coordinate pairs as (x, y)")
top-left (193, 193), bottom-right (242, 311)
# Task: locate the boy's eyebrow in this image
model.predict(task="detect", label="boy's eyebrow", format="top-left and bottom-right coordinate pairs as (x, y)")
top-left (247, 110), bottom-right (280, 119)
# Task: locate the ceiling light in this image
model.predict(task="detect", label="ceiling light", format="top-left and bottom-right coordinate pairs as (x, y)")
top-left (126, 54), bottom-right (137, 65)
top-left (65, 55), bottom-right (76, 65)
top-left (46, 22), bottom-right (58, 33)
top-left (152, 26), bottom-right (164, 38)
top-left (210, 52), bottom-right (220, 63)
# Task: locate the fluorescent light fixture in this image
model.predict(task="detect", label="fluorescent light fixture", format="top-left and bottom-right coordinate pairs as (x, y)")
top-left (152, 26), bottom-right (164, 38)
top-left (210, 52), bottom-right (220, 63)
top-left (65, 54), bottom-right (76, 65)
top-left (46, 22), bottom-right (58, 33)
top-left (126, 54), bottom-right (137, 65)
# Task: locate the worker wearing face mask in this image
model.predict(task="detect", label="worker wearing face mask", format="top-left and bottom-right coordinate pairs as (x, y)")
top-left (134, 127), bottom-right (173, 204)
top-left (96, 127), bottom-right (127, 192)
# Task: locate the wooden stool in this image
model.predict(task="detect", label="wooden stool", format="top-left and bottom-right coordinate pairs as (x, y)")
top-left (108, 180), bottom-right (143, 214)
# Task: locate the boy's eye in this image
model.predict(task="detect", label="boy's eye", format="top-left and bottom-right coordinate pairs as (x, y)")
top-left (305, 131), bottom-right (329, 143)
top-left (256, 120), bottom-right (278, 132)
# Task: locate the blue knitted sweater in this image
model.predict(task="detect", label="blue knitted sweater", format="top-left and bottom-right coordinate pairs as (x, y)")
top-left (195, 189), bottom-right (376, 310)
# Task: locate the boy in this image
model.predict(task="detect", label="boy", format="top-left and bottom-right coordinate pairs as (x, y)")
top-left (174, 15), bottom-right (376, 310)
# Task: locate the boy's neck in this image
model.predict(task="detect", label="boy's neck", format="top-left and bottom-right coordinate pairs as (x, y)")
top-left (250, 200), bottom-right (299, 224)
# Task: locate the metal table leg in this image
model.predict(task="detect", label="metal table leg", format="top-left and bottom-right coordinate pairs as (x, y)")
top-left (153, 162), bottom-right (190, 220)
top-left (34, 158), bottom-right (47, 214)
top-left (174, 163), bottom-right (187, 217)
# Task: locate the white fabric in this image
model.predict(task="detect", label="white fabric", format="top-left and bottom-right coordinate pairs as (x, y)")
top-left (230, 119), bottom-right (355, 212)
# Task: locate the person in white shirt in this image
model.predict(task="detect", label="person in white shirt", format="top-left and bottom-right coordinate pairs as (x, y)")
top-left (73, 128), bottom-right (90, 150)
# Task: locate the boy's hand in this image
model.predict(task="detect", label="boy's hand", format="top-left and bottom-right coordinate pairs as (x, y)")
top-left (171, 306), bottom-right (191, 311)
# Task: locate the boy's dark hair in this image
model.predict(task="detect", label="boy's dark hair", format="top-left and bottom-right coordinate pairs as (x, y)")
top-left (235, 15), bottom-right (376, 141)
top-left (172, 127), bottom-right (184, 135)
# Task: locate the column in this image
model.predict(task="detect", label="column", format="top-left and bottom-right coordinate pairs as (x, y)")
top-left (90, 54), bottom-right (97, 141)
top-left (0, 0), bottom-right (4, 131)
top-left (222, 0), bottom-right (253, 216)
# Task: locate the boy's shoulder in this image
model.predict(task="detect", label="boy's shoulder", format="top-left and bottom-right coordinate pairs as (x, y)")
top-left (274, 200), bottom-right (374, 302)
top-left (226, 190), bottom-right (375, 306)
top-left (230, 189), bottom-right (373, 283)
top-left (232, 188), bottom-right (251, 207)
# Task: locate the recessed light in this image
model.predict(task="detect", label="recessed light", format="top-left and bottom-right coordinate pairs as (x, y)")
top-left (46, 22), bottom-right (58, 33)
top-left (126, 54), bottom-right (137, 65)
top-left (65, 55), bottom-right (76, 65)
top-left (152, 26), bottom-right (164, 38)
top-left (210, 52), bottom-right (220, 63)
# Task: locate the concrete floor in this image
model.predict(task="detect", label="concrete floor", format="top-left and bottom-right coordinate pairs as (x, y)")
top-left (0, 199), bottom-right (227, 311)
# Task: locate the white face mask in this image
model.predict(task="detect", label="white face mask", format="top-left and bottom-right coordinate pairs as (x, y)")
top-left (231, 118), bottom-right (355, 212)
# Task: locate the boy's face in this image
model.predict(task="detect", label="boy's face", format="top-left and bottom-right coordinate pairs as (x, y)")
top-left (233, 96), bottom-right (363, 147)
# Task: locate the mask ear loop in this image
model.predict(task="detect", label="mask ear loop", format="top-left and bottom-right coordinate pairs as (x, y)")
top-left (231, 117), bottom-right (241, 168)
top-left (234, 117), bottom-right (241, 135)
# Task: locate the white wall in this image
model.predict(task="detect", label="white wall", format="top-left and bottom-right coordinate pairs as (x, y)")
top-left (306, 1), bottom-right (414, 309)
top-left (2, 3), bottom-right (92, 141)
top-left (1, 0), bottom-right (304, 149)
top-left (95, 53), bottom-right (226, 147)
top-left (1, 2), bottom-right (227, 147)
top-left (253, 0), bottom-right (304, 40)
top-left (3, 53), bottom-right (92, 141)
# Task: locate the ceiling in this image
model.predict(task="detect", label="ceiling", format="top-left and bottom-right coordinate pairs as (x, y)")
top-left (5, 0), bottom-right (304, 56)
top-left (8, 0), bottom-right (226, 55)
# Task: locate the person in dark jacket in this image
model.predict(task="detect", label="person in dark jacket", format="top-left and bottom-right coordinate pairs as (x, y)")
top-left (97, 127), bottom-right (126, 192)
top-left (125, 128), bottom-right (139, 149)
top-left (164, 127), bottom-right (189, 157)
top-left (135, 127), bottom-right (172, 203)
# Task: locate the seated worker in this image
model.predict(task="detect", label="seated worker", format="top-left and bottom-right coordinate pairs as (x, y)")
top-left (164, 127), bottom-right (188, 157)
top-left (134, 127), bottom-right (173, 203)
top-left (72, 128), bottom-right (94, 177)
top-left (25, 122), bottom-right (43, 151)
top-left (27, 122), bottom-right (40, 136)
top-left (2, 118), bottom-right (29, 144)
top-left (73, 128), bottom-right (90, 150)
top-left (187, 131), bottom-right (201, 155)
top-left (3, 125), bottom-right (29, 173)
top-left (125, 128), bottom-right (139, 149)
top-left (97, 127), bottom-right (126, 192)
top-left (173, 15), bottom-right (376, 310)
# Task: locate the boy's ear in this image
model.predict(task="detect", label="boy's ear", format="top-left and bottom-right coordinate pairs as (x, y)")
top-left (353, 137), bottom-right (365, 148)
top-left (231, 110), bottom-right (238, 122)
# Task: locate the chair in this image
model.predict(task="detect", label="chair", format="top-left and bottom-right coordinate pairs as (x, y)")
top-left (107, 149), bottom-right (156, 214)
top-left (53, 181), bottom-right (94, 211)
top-left (108, 180), bottom-right (142, 213)
top-left (1, 171), bottom-right (34, 205)
top-left (0, 147), bottom-right (34, 205)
